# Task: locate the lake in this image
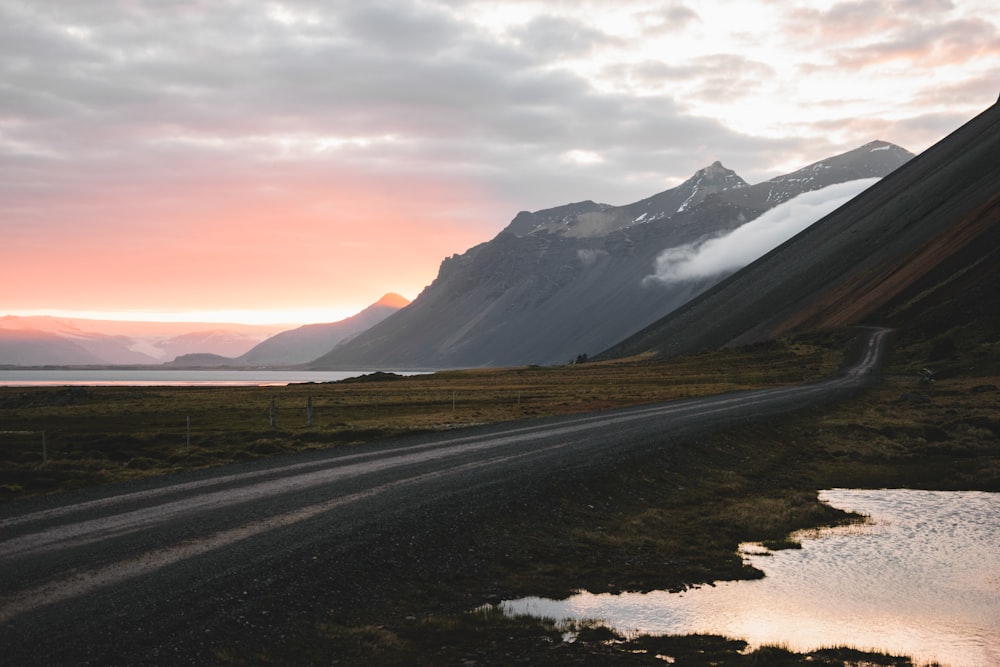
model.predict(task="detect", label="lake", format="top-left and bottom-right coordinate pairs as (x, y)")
top-left (0, 369), bottom-right (407, 387)
top-left (502, 489), bottom-right (1000, 667)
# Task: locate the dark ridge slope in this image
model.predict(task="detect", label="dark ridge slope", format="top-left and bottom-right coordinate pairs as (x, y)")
top-left (600, 101), bottom-right (1000, 360)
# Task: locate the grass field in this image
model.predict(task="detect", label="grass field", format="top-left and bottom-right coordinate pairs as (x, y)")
top-left (0, 331), bottom-right (849, 499)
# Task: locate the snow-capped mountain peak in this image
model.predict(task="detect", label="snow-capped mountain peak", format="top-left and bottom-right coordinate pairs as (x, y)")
top-left (500, 162), bottom-right (750, 240)
top-left (675, 161), bottom-right (749, 213)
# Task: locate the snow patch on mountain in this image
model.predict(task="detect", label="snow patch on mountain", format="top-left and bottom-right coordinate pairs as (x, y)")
top-left (676, 185), bottom-right (700, 213)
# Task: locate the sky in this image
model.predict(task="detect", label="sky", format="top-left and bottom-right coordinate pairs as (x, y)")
top-left (2, 0), bottom-right (998, 325)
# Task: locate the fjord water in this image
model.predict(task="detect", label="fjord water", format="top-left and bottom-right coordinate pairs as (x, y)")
top-left (503, 489), bottom-right (1000, 666)
top-left (0, 369), bottom-right (384, 386)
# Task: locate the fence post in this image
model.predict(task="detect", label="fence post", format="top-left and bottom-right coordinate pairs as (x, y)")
top-left (186, 416), bottom-right (191, 447)
top-left (42, 431), bottom-right (47, 464)
top-left (306, 396), bottom-right (313, 427)
top-left (269, 397), bottom-right (276, 428)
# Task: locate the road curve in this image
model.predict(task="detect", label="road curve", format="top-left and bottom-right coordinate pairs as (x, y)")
top-left (0, 327), bottom-right (890, 665)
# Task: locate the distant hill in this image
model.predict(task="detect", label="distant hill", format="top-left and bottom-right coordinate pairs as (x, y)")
top-left (230, 294), bottom-right (409, 367)
top-left (0, 316), bottom-right (288, 366)
top-left (165, 353), bottom-right (237, 368)
top-left (0, 296), bottom-right (410, 368)
top-left (310, 142), bottom-right (912, 369)
top-left (600, 101), bottom-right (1000, 374)
top-left (0, 328), bottom-right (109, 366)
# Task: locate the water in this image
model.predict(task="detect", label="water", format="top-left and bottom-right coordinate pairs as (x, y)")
top-left (502, 489), bottom-right (1000, 667)
top-left (0, 369), bottom-right (410, 387)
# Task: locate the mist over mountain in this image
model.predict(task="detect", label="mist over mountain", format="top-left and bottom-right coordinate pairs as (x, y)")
top-left (644, 178), bottom-right (880, 285)
top-left (310, 141), bottom-right (912, 370)
top-left (601, 101), bottom-right (1000, 369)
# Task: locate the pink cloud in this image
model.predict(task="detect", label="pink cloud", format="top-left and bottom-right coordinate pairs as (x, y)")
top-left (784, 2), bottom-right (1000, 70)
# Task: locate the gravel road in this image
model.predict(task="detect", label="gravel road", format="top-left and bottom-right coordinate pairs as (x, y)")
top-left (0, 328), bottom-right (889, 665)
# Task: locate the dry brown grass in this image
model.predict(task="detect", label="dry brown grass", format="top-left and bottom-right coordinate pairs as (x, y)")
top-left (0, 333), bottom-right (848, 499)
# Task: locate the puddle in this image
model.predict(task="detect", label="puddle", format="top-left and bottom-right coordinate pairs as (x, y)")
top-left (501, 489), bottom-right (1000, 666)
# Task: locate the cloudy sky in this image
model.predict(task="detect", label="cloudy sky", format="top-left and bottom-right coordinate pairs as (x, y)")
top-left (2, 0), bottom-right (998, 324)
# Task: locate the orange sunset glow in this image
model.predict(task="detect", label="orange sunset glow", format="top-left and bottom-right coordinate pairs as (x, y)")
top-left (4, 167), bottom-right (501, 323)
top-left (2, 1), bottom-right (998, 324)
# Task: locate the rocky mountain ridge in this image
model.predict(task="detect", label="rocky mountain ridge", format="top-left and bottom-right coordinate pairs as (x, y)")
top-left (310, 140), bottom-right (912, 370)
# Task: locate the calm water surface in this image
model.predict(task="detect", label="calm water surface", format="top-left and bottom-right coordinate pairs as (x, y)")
top-left (0, 369), bottom-right (405, 386)
top-left (503, 489), bottom-right (1000, 667)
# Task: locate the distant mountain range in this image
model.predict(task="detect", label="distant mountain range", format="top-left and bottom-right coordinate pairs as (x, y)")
top-left (0, 317), bottom-right (288, 367)
top-left (308, 140), bottom-right (913, 369)
top-left (0, 295), bottom-right (410, 368)
top-left (166, 293), bottom-right (409, 367)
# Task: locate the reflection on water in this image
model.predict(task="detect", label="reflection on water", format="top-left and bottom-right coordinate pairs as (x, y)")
top-left (0, 369), bottom-right (417, 387)
top-left (502, 489), bottom-right (1000, 667)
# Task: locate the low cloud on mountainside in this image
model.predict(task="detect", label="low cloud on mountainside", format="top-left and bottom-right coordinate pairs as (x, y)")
top-left (644, 178), bottom-right (879, 285)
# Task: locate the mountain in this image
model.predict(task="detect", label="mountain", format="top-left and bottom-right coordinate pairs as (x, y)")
top-left (165, 353), bottom-right (237, 367)
top-left (0, 316), bottom-right (287, 366)
top-left (0, 316), bottom-right (160, 365)
top-left (231, 293), bottom-right (409, 367)
top-left (0, 328), bottom-right (109, 366)
top-left (504, 162), bottom-right (749, 239)
top-left (600, 101), bottom-right (1000, 370)
top-left (309, 142), bottom-right (912, 370)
